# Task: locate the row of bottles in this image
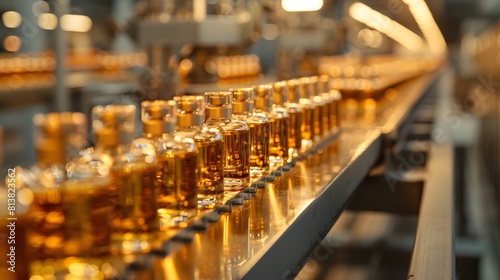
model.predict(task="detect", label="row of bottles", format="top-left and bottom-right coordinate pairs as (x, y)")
top-left (4, 75), bottom-right (342, 279)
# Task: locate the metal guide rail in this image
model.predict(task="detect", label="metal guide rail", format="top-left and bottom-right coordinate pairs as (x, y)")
top-left (20, 72), bottom-right (440, 280)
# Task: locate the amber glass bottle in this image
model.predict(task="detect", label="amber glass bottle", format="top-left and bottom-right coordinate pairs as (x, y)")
top-left (230, 87), bottom-right (270, 178)
top-left (174, 96), bottom-right (224, 209)
top-left (205, 92), bottom-right (250, 191)
top-left (255, 85), bottom-right (289, 167)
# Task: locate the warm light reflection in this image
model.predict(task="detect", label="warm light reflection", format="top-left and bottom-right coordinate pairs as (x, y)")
top-left (61, 14), bottom-right (92, 32)
top-left (2, 11), bottom-right (22, 28)
top-left (3, 35), bottom-right (21, 52)
top-left (349, 2), bottom-right (425, 52)
top-left (38, 13), bottom-right (57, 30)
top-left (403, 0), bottom-right (447, 55)
top-left (357, 28), bottom-right (384, 48)
top-left (282, 0), bottom-right (323, 12)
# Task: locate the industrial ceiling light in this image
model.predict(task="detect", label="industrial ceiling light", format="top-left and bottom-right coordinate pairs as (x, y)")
top-left (2, 11), bottom-right (22, 28)
top-left (402, 0), bottom-right (447, 55)
top-left (282, 0), bottom-right (324, 12)
top-left (61, 14), bottom-right (92, 33)
top-left (349, 2), bottom-right (425, 52)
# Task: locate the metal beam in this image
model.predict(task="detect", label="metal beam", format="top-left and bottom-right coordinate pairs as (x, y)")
top-left (407, 143), bottom-right (454, 280)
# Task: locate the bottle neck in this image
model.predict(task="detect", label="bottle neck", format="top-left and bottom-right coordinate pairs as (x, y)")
top-left (95, 128), bottom-right (133, 149)
top-left (142, 120), bottom-right (175, 137)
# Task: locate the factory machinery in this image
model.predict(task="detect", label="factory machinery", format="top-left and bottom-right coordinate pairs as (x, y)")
top-left (1, 0), bottom-right (498, 279)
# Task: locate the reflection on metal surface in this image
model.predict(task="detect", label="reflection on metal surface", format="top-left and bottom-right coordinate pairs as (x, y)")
top-left (145, 122), bottom-right (381, 279)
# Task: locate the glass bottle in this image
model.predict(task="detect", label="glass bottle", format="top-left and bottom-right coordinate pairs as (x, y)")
top-left (291, 78), bottom-right (314, 151)
top-left (284, 80), bottom-right (305, 160)
top-left (274, 81), bottom-right (303, 160)
top-left (310, 76), bottom-right (330, 139)
top-left (230, 87), bottom-right (270, 178)
top-left (317, 75), bottom-right (343, 133)
top-left (140, 100), bottom-right (199, 228)
top-left (301, 77), bottom-right (323, 143)
top-left (173, 96), bottom-right (224, 209)
top-left (205, 92), bottom-right (250, 191)
top-left (25, 112), bottom-right (113, 262)
top-left (329, 89), bottom-right (343, 131)
top-left (255, 84), bottom-right (289, 167)
top-left (92, 104), bottom-right (159, 254)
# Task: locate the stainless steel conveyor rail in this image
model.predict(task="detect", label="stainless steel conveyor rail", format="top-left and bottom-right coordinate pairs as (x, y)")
top-left (407, 69), bottom-right (455, 280)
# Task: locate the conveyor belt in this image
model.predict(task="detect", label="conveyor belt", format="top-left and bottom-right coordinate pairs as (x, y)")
top-left (108, 72), bottom-right (442, 280)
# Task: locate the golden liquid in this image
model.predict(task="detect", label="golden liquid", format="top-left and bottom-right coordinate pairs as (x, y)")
top-left (222, 130), bottom-right (250, 190)
top-left (301, 106), bottom-right (314, 150)
top-left (111, 163), bottom-right (158, 252)
top-left (269, 116), bottom-right (290, 161)
top-left (312, 104), bottom-right (322, 142)
top-left (248, 122), bottom-right (270, 176)
top-left (330, 99), bottom-right (341, 130)
top-left (287, 110), bottom-right (303, 158)
top-left (27, 180), bottom-right (112, 260)
top-left (157, 151), bottom-right (198, 211)
top-left (196, 140), bottom-right (224, 209)
top-left (321, 102), bottom-right (330, 136)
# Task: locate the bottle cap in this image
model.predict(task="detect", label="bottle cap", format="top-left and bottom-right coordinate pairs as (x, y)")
top-left (34, 112), bottom-right (88, 165)
top-left (299, 77), bottom-right (312, 99)
top-left (176, 99), bottom-right (204, 127)
top-left (273, 81), bottom-right (289, 105)
top-left (93, 104), bottom-right (136, 147)
top-left (205, 92), bottom-right (233, 118)
top-left (230, 88), bottom-right (254, 114)
top-left (174, 95), bottom-right (205, 113)
top-left (309, 76), bottom-right (320, 95)
top-left (329, 89), bottom-right (342, 101)
top-left (287, 79), bottom-right (300, 103)
top-left (255, 84), bottom-right (273, 110)
top-left (319, 75), bottom-right (331, 93)
top-left (141, 100), bottom-right (176, 136)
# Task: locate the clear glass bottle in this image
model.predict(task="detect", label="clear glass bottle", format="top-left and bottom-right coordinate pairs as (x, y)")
top-left (205, 92), bottom-right (250, 191)
top-left (230, 87), bottom-right (270, 178)
top-left (173, 96), bottom-right (224, 209)
top-left (255, 84), bottom-right (289, 167)
top-left (292, 78), bottom-right (315, 150)
top-left (92, 104), bottom-right (159, 254)
top-left (140, 100), bottom-right (199, 228)
top-left (329, 89), bottom-right (343, 131)
top-left (301, 77), bottom-right (323, 143)
top-left (317, 75), bottom-right (343, 133)
top-left (274, 81), bottom-right (303, 160)
top-left (310, 76), bottom-right (329, 140)
top-left (25, 112), bottom-right (113, 262)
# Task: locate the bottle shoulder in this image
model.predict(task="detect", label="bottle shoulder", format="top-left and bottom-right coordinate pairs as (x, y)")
top-left (267, 107), bottom-right (289, 119)
top-left (215, 119), bottom-right (249, 133)
top-left (285, 102), bottom-right (303, 113)
top-left (246, 112), bottom-right (270, 125)
top-left (175, 126), bottom-right (222, 144)
top-left (298, 98), bottom-right (315, 109)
